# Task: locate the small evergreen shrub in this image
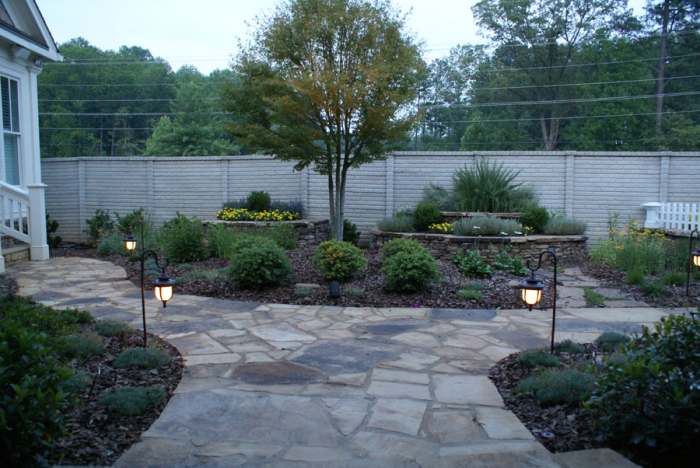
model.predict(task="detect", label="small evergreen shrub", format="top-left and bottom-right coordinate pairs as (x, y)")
top-left (113, 347), bottom-right (171, 369)
top-left (413, 201), bottom-right (442, 232)
top-left (158, 214), bottom-right (206, 263)
top-left (543, 214), bottom-right (586, 235)
top-left (86, 209), bottom-right (114, 246)
top-left (59, 333), bottom-right (105, 359)
top-left (517, 350), bottom-right (561, 369)
top-left (343, 219), bottom-right (360, 245)
top-left (382, 249), bottom-right (439, 292)
top-left (516, 369), bottom-right (594, 406)
top-left (377, 212), bottom-right (415, 232)
top-left (520, 205), bottom-right (549, 234)
top-left (381, 238), bottom-right (423, 259)
top-left (453, 216), bottom-right (522, 236)
top-left (595, 331), bottom-right (629, 352)
top-left (98, 386), bottom-right (166, 416)
top-left (228, 239), bottom-right (291, 289)
top-left (95, 320), bottom-right (132, 338)
top-left (313, 241), bottom-right (367, 282)
top-left (46, 213), bottom-right (62, 249)
top-left (453, 250), bottom-right (492, 278)
top-left (246, 191), bottom-right (272, 212)
top-left (553, 339), bottom-right (585, 354)
top-left (115, 208), bottom-right (146, 235)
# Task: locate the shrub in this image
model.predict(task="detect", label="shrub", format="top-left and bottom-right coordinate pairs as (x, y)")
top-left (516, 369), bottom-right (594, 406)
top-left (422, 184), bottom-right (453, 210)
top-left (452, 158), bottom-right (536, 212)
top-left (413, 201), bottom-right (442, 232)
top-left (588, 315), bottom-right (700, 457)
top-left (59, 333), bottom-right (105, 359)
top-left (517, 350), bottom-right (561, 369)
top-left (263, 224), bottom-right (298, 250)
top-left (206, 224), bottom-right (239, 258)
top-left (0, 320), bottom-right (72, 466)
top-left (98, 386), bottom-right (166, 416)
top-left (97, 231), bottom-right (127, 257)
top-left (626, 268), bottom-right (645, 285)
top-left (492, 249), bottom-right (528, 276)
top-left (113, 347), bottom-right (171, 369)
top-left (453, 250), bottom-right (492, 278)
top-left (46, 213), bottom-right (62, 249)
top-left (595, 331), bottom-right (629, 352)
top-left (0, 297), bottom-right (92, 337)
top-left (453, 216), bottom-right (523, 236)
top-left (179, 268), bottom-right (227, 284)
top-left (95, 320), bottom-right (132, 338)
top-left (553, 340), bottom-right (585, 354)
top-left (583, 287), bottom-right (605, 307)
top-left (641, 279), bottom-right (666, 297)
top-left (158, 214), bottom-right (207, 263)
top-left (115, 208), bottom-right (146, 235)
top-left (313, 241), bottom-right (367, 282)
top-left (343, 219), bottom-right (360, 245)
top-left (381, 238), bottom-right (423, 259)
top-left (228, 239), bottom-right (291, 289)
top-left (377, 212), bottom-right (415, 233)
top-left (86, 209), bottom-right (113, 246)
top-left (662, 271), bottom-right (686, 287)
top-left (246, 191), bottom-right (272, 212)
top-left (457, 287), bottom-right (482, 300)
top-left (543, 214), bottom-right (586, 235)
top-left (382, 249), bottom-right (439, 292)
top-left (520, 205), bottom-right (549, 234)
top-left (61, 370), bottom-right (92, 395)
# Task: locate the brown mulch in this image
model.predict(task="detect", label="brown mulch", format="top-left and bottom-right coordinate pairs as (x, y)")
top-left (46, 326), bottom-right (183, 466)
top-left (55, 243), bottom-right (554, 309)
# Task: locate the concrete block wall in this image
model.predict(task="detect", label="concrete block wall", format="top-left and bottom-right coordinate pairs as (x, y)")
top-left (41, 152), bottom-right (700, 244)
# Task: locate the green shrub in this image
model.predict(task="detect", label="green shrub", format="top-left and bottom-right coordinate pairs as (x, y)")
top-left (588, 315), bottom-right (700, 457)
top-left (98, 386), bottom-right (166, 416)
top-left (228, 239), bottom-right (291, 289)
top-left (422, 184), bottom-right (453, 210)
top-left (115, 208), bottom-right (146, 235)
top-left (97, 231), bottom-right (127, 256)
top-left (543, 214), bottom-right (586, 235)
top-left (113, 347), bottom-right (171, 369)
top-left (206, 224), bottom-right (239, 258)
top-left (263, 224), bottom-right (298, 250)
top-left (453, 250), bottom-right (492, 278)
top-left (95, 320), bottom-right (132, 338)
top-left (158, 213), bottom-right (207, 263)
top-left (0, 319), bottom-right (72, 466)
top-left (662, 271), bottom-right (686, 287)
top-left (246, 191), bottom-right (272, 212)
top-left (46, 213), bottom-right (62, 249)
top-left (381, 238), bottom-right (423, 259)
top-left (626, 268), bottom-right (645, 285)
top-left (86, 209), bottom-right (114, 246)
top-left (413, 201), bottom-right (442, 232)
top-left (313, 241), bottom-right (367, 282)
top-left (377, 212), bottom-right (415, 233)
top-left (179, 268), bottom-right (227, 284)
top-left (641, 279), bottom-right (666, 297)
top-left (492, 249), bottom-right (528, 276)
top-left (452, 158), bottom-right (536, 212)
top-left (553, 340), bottom-right (585, 354)
top-left (457, 287), bottom-right (482, 300)
top-left (453, 216), bottom-right (523, 236)
top-left (59, 333), bottom-right (105, 359)
top-left (595, 331), bottom-right (630, 352)
top-left (343, 220), bottom-right (360, 245)
top-left (516, 369), bottom-right (594, 406)
top-left (520, 205), bottom-right (549, 233)
top-left (517, 350), bottom-right (561, 369)
top-left (0, 297), bottom-right (92, 337)
top-left (583, 287), bottom-right (605, 307)
top-left (62, 370), bottom-right (92, 395)
top-left (382, 249), bottom-right (439, 292)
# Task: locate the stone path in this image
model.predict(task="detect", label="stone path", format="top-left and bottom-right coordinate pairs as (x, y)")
top-left (10, 258), bottom-right (682, 467)
top-left (556, 267), bottom-right (649, 309)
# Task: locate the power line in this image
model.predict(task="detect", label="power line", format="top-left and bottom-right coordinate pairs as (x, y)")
top-left (39, 111), bottom-right (234, 117)
top-left (442, 108), bottom-right (700, 124)
top-left (466, 74), bottom-right (700, 92)
top-left (39, 97), bottom-right (220, 103)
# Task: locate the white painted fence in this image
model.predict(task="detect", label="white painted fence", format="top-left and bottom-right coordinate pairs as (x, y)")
top-left (644, 202), bottom-right (700, 233)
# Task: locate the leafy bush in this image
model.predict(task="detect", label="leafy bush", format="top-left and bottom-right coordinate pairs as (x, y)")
top-left (0, 297), bottom-right (92, 337)
top-left (421, 184), bottom-right (453, 210)
top-left (413, 201), bottom-right (442, 232)
top-left (46, 213), bottom-right (62, 249)
top-left (641, 279), bottom-right (666, 297)
top-left (516, 369), bottom-right (594, 406)
top-left (543, 214), bottom-right (586, 235)
top-left (382, 249), bottom-right (439, 292)
top-left (452, 158), bottom-right (536, 212)
top-left (113, 347), bottom-right (171, 369)
top-left (95, 320), bottom-right (132, 338)
top-left (228, 239), bottom-right (291, 289)
top-left (453, 250), bottom-right (492, 278)
top-left (86, 209), bottom-right (114, 246)
top-left (246, 191), bottom-right (272, 212)
top-left (520, 205), bottom-right (549, 234)
top-left (59, 333), bottom-right (105, 359)
top-left (206, 224), bottom-right (239, 258)
top-left (554, 339), bottom-right (585, 354)
top-left (517, 350), bottom-right (561, 369)
top-left (98, 386), bottom-right (166, 416)
top-left (263, 224), bottom-right (298, 250)
top-left (343, 219), bottom-right (360, 245)
top-left (377, 212), bottom-right (415, 233)
top-left (96, 231), bottom-right (127, 257)
top-left (61, 370), bottom-right (92, 395)
top-left (595, 331), bottom-right (629, 352)
top-left (381, 238), bottom-right (423, 259)
top-left (588, 315), bottom-right (700, 457)
top-left (492, 249), bottom-right (528, 276)
top-left (457, 287), bottom-right (482, 300)
top-left (453, 216), bottom-right (523, 236)
top-left (313, 241), bottom-right (367, 282)
top-left (158, 214), bottom-right (207, 263)
top-left (626, 268), bottom-right (645, 285)
top-left (115, 208), bottom-right (146, 235)
top-left (662, 271), bottom-right (686, 287)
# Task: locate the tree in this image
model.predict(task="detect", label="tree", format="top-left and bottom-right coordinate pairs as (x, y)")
top-left (224, 0), bottom-right (424, 239)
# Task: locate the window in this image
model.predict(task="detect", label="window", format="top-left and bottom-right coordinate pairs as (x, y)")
top-left (0, 75), bottom-right (20, 185)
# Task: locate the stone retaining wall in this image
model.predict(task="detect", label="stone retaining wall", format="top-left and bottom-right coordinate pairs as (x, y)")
top-left (371, 230), bottom-right (587, 265)
top-left (205, 219), bottom-right (330, 248)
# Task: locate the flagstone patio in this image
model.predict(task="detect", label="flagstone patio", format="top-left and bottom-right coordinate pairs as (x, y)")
top-left (9, 257), bottom-right (675, 467)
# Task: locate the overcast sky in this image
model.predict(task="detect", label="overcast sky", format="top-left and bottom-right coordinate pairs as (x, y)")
top-left (37, 0), bottom-right (647, 74)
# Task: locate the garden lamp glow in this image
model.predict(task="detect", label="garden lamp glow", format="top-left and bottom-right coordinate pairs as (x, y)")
top-left (124, 234), bottom-right (137, 252)
top-left (693, 249), bottom-right (700, 268)
top-left (520, 276), bottom-right (544, 311)
top-left (153, 274), bottom-right (176, 307)
top-left (519, 248), bottom-right (558, 353)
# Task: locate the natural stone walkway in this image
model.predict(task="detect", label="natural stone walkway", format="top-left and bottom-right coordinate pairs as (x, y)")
top-left (10, 258), bottom-right (680, 467)
top-left (556, 267), bottom-right (649, 309)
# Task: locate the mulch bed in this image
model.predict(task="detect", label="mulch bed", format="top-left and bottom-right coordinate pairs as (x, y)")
top-left (54, 243), bottom-right (554, 309)
top-left (46, 326), bottom-right (183, 466)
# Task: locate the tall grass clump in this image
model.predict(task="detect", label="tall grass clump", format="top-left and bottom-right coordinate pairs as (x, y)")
top-left (543, 214), bottom-right (586, 235)
top-left (377, 212), bottom-right (415, 233)
top-left (452, 159), bottom-right (536, 212)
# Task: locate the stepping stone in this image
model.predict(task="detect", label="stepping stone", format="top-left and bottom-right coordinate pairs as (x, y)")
top-left (232, 361), bottom-right (324, 385)
top-left (372, 368), bottom-right (429, 385)
top-left (324, 398), bottom-right (370, 435)
top-left (293, 342), bottom-right (399, 375)
top-left (169, 332), bottom-right (229, 355)
top-left (423, 410), bottom-right (487, 443)
top-left (475, 406), bottom-right (534, 440)
top-left (250, 323), bottom-right (316, 342)
top-left (367, 381), bottom-right (431, 400)
top-left (432, 375), bottom-right (504, 406)
top-left (360, 319), bottom-right (430, 336)
top-left (381, 351), bottom-right (439, 371)
top-left (367, 398), bottom-right (427, 436)
top-left (430, 308), bottom-right (496, 321)
top-left (391, 331), bottom-right (441, 348)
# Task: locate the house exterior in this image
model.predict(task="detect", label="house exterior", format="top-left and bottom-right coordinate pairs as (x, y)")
top-left (0, 0), bottom-right (59, 273)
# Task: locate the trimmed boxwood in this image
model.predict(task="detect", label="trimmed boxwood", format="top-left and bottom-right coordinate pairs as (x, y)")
top-left (227, 238), bottom-right (291, 289)
top-left (382, 248), bottom-right (439, 292)
top-left (313, 240), bottom-right (367, 282)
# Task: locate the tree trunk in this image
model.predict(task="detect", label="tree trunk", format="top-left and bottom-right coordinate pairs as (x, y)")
top-left (655, 0), bottom-right (671, 143)
top-left (540, 117), bottom-right (560, 150)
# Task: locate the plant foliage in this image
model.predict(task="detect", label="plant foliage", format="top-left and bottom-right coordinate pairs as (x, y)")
top-left (313, 240), bottom-right (367, 282)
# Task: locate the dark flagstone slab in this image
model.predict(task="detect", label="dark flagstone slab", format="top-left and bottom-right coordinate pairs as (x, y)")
top-left (293, 342), bottom-right (399, 375)
top-left (430, 308), bottom-right (497, 321)
top-left (233, 361), bottom-right (324, 385)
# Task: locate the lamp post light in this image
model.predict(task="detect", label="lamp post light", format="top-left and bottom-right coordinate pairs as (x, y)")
top-left (687, 228), bottom-right (700, 297)
top-left (124, 221), bottom-right (175, 347)
top-left (519, 248), bottom-right (558, 354)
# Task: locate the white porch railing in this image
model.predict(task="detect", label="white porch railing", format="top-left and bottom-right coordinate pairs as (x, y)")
top-left (0, 181), bottom-right (31, 243)
top-left (643, 202), bottom-right (700, 233)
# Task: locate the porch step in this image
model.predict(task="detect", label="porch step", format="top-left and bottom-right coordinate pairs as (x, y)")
top-left (553, 449), bottom-right (640, 468)
top-left (2, 242), bottom-right (30, 266)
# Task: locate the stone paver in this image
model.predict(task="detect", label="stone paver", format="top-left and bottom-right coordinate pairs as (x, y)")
top-left (7, 257), bottom-right (666, 467)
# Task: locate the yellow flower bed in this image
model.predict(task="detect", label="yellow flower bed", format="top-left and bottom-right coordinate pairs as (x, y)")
top-left (429, 222), bottom-right (453, 234)
top-left (216, 207), bottom-right (301, 222)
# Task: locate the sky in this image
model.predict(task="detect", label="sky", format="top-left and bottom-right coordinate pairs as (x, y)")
top-left (37, 0), bottom-right (647, 74)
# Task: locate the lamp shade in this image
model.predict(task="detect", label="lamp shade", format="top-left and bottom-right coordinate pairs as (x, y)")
top-left (124, 234), bottom-right (137, 252)
top-left (519, 276), bottom-right (544, 310)
top-left (153, 275), bottom-right (176, 307)
top-left (693, 249), bottom-right (700, 268)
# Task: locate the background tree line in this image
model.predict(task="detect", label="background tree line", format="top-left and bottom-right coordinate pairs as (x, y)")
top-left (38, 0), bottom-right (700, 157)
